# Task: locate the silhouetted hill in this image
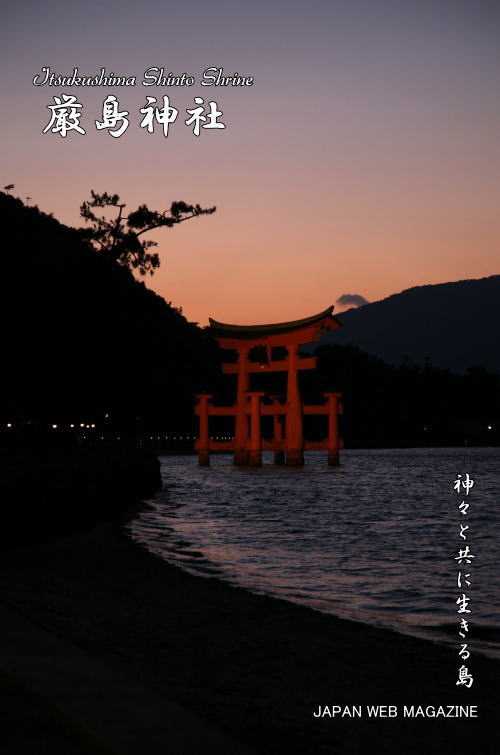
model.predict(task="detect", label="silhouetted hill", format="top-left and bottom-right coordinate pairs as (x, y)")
top-left (307, 344), bottom-right (500, 448)
top-left (314, 277), bottom-right (500, 372)
top-left (0, 192), bottom-right (219, 430)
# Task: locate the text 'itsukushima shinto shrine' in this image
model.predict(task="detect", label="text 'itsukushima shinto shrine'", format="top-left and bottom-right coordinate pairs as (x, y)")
top-left (195, 306), bottom-right (343, 467)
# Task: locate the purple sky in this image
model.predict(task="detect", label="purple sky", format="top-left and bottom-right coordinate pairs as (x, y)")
top-left (1, 0), bottom-right (499, 324)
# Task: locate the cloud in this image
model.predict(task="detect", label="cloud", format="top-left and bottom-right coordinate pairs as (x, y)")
top-left (336, 293), bottom-right (369, 309)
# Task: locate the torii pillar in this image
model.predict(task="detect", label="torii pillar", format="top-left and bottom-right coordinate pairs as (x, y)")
top-left (196, 393), bottom-right (213, 466)
top-left (270, 394), bottom-right (285, 465)
top-left (234, 347), bottom-right (250, 465)
top-left (285, 344), bottom-right (304, 466)
top-left (247, 391), bottom-right (266, 466)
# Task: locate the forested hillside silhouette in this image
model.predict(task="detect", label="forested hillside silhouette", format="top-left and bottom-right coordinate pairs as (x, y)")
top-left (312, 344), bottom-right (499, 448)
top-left (0, 192), bottom-right (220, 431)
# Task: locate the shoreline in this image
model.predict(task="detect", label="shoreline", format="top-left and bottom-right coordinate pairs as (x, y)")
top-left (130, 528), bottom-right (500, 663)
top-left (1, 511), bottom-right (498, 754)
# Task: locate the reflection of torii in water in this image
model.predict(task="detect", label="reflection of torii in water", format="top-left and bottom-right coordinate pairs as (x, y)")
top-left (195, 307), bottom-right (343, 467)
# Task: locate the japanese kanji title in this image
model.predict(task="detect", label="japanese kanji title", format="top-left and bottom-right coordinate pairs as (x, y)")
top-left (453, 471), bottom-right (475, 689)
top-left (42, 94), bottom-right (225, 138)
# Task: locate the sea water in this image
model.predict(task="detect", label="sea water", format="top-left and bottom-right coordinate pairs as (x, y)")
top-left (127, 448), bottom-right (499, 658)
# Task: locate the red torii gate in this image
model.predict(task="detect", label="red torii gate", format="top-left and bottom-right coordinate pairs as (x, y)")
top-left (195, 306), bottom-right (343, 467)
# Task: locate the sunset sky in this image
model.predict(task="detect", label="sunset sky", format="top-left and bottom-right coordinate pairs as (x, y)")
top-left (1, 0), bottom-right (499, 325)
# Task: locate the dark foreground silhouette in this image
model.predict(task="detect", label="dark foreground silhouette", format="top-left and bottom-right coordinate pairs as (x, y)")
top-left (0, 439), bottom-right (161, 546)
top-left (0, 191), bottom-right (219, 432)
top-left (0, 514), bottom-right (498, 755)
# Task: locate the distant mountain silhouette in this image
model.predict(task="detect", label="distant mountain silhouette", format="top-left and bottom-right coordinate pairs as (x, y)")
top-left (313, 277), bottom-right (500, 373)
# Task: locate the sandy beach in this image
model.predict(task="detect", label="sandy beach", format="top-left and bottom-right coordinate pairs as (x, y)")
top-left (0, 509), bottom-right (498, 754)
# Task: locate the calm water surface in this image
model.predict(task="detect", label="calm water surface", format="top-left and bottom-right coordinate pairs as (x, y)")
top-left (127, 448), bottom-right (500, 657)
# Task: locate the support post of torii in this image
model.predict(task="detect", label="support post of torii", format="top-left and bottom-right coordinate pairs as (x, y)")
top-left (270, 394), bottom-right (285, 465)
top-left (285, 344), bottom-right (304, 466)
top-left (247, 391), bottom-right (266, 466)
top-left (195, 393), bottom-right (213, 466)
top-left (234, 347), bottom-right (250, 465)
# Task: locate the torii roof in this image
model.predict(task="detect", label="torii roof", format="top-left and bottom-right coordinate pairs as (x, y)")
top-left (207, 306), bottom-right (341, 344)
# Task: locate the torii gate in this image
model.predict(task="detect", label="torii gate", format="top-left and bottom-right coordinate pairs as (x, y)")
top-left (195, 306), bottom-right (343, 467)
